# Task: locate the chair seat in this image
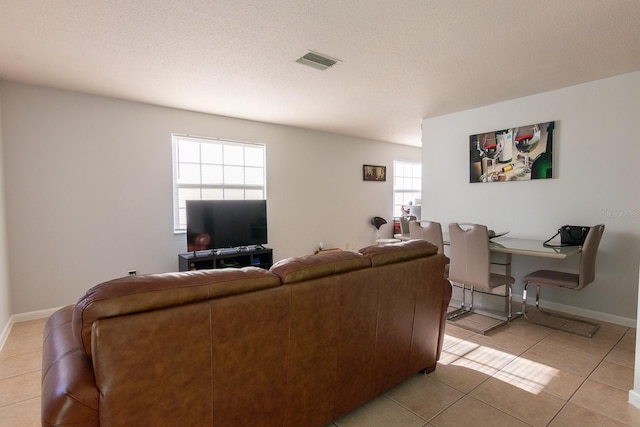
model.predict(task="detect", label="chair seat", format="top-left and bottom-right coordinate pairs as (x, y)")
top-left (457, 273), bottom-right (513, 291)
top-left (489, 273), bottom-right (515, 289)
top-left (523, 269), bottom-right (579, 289)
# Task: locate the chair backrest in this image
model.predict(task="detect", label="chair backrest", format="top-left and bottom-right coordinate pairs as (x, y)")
top-left (448, 223), bottom-right (491, 289)
top-left (409, 220), bottom-right (444, 254)
top-left (399, 216), bottom-right (416, 235)
top-left (577, 224), bottom-right (605, 290)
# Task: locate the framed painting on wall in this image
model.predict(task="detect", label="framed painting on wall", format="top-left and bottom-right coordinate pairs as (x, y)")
top-left (470, 121), bottom-right (555, 183)
top-left (363, 165), bottom-right (386, 181)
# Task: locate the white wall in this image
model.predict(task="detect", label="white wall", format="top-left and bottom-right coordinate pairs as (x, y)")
top-left (0, 91), bottom-right (12, 344)
top-left (422, 72), bottom-right (640, 324)
top-left (0, 81), bottom-right (419, 315)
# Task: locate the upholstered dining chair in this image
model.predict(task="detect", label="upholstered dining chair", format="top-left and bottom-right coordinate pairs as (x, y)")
top-left (447, 223), bottom-right (515, 334)
top-left (521, 224), bottom-right (605, 337)
top-left (409, 220), bottom-right (445, 254)
top-left (399, 215), bottom-right (416, 236)
top-left (410, 220), bottom-right (449, 276)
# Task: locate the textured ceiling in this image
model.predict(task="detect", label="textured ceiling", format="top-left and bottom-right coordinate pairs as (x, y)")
top-left (1, 0), bottom-right (639, 146)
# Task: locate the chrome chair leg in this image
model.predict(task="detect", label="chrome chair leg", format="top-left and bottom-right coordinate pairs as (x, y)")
top-left (522, 283), bottom-right (530, 320)
top-left (447, 283), bottom-right (516, 334)
top-left (475, 283), bottom-right (518, 334)
top-left (508, 284), bottom-right (513, 320)
top-left (447, 283), bottom-right (472, 320)
top-left (461, 282), bottom-right (467, 310)
top-left (522, 282), bottom-right (600, 338)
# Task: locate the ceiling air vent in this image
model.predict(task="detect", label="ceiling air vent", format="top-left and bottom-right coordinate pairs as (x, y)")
top-left (296, 51), bottom-right (340, 70)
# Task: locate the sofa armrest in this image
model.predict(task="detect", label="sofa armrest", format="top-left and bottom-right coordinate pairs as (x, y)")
top-left (42, 306), bottom-right (99, 427)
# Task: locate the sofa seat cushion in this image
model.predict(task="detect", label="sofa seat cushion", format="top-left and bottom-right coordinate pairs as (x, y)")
top-left (270, 250), bottom-right (370, 285)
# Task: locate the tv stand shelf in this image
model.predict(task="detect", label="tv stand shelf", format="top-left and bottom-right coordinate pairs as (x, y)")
top-left (178, 247), bottom-right (273, 271)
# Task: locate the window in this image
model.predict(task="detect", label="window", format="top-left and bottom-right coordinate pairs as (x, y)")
top-left (393, 160), bottom-right (422, 218)
top-left (172, 134), bottom-right (266, 232)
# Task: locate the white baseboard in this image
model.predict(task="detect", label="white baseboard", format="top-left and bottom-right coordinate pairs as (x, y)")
top-left (0, 307), bottom-right (62, 353)
top-left (450, 284), bottom-right (637, 328)
top-left (514, 293), bottom-right (637, 328)
top-left (629, 389), bottom-right (640, 409)
top-left (10, 307), bottom-right (61, 323)
top-left (0, 321), bottom-right (10, 354)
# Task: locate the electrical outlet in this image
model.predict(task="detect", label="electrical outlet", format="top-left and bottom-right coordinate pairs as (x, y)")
top-left (128, 269), bottom-right (137, 276)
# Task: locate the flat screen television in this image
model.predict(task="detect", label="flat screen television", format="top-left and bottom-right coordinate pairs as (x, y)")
top-left (186, 200), bottom-right (268, 252)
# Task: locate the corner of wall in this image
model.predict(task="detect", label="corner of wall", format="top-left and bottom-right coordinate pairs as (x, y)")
top-left (632, 264), bottom-right (640, 409)
top-left (0, 82), bottom-right (13, 335)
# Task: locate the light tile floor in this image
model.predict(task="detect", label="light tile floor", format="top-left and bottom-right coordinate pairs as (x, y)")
top-left (1, 313), bottom-right (639, 426)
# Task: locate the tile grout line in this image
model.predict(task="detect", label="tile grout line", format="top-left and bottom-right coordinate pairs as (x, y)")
top-left (438, 322), bottom-right (632, 427)
top-left (419, 326), bottom-right (550, 426)
top-left (546, 331), bottom-right (633, 426)
top-left (540, 327), bottom-right (631, 426)
top-left (0, 395), bottom-right (40, 410)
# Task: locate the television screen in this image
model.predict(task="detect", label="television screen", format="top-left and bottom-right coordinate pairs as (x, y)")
top-left (186, 200), bottom-right (268, 251)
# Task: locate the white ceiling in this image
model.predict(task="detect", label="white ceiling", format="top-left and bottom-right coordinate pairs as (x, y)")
top-left (1, 1), bottom-right (639, 146)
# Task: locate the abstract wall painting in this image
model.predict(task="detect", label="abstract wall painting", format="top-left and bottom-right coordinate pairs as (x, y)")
top-left (470, 121), bottom-right (555, 183)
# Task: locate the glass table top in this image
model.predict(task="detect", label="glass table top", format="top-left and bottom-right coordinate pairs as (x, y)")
top-left (442, 233), bottom-right (581, 259)
top-left (489, 236), bottom-right (581, 259)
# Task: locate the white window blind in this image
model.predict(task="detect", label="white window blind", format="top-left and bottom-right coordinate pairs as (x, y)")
top-left (393, 160), bottom-right (422, 218)
top-left (172, 134), bottom-right (266, 232)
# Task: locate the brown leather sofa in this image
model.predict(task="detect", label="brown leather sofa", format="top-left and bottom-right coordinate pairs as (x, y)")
top-left (42, 240), bottom-right (451, 426)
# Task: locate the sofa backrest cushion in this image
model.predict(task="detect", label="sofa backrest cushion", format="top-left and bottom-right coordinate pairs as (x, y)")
top-left (270, 250), bottom-right (370, 285)
top-left (73, 267), bottom-right (281, 356)
top-left (358, 239), bottom-right (438, 266)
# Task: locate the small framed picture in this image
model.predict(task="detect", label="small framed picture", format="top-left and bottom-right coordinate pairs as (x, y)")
top-left (363, 165), bottom-right (386, 181)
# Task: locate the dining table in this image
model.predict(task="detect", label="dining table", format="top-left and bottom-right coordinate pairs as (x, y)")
top-left (445, 233), bottom-right (582, 257)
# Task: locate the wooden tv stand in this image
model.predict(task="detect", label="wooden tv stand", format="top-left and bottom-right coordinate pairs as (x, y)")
top-left (178, 247), bottom-right (273, 271)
